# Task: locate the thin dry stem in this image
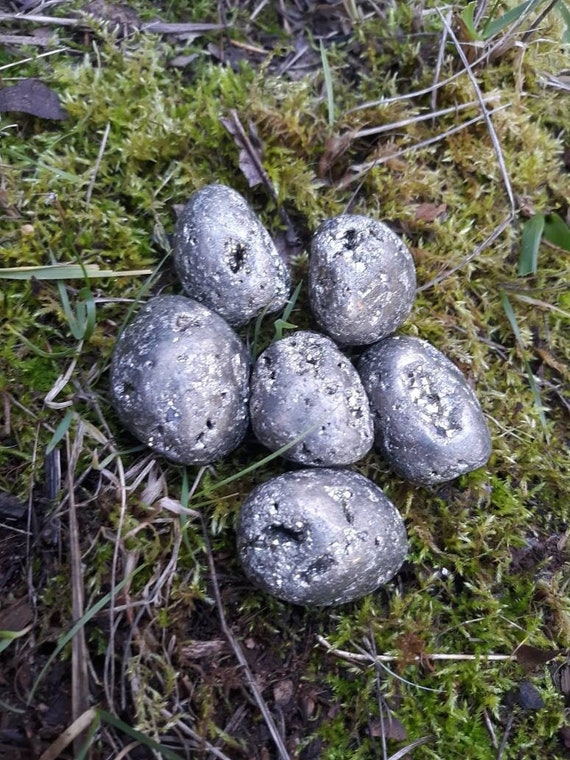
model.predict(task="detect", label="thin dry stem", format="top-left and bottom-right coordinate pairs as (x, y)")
top-left (437, 8), bottom-right (516, 213)
top-left (85, 121), bottom-right (111, 207)
top-left (349, 96), bottom-right (499, 140)
top-left (416, 214), bottom-right (514, 292)
top-left (201, 514), bottom-right (291, 760)
top-left (341, 103), bottom-right (510, 196)
top-left (317, 635), bottom-right (514, 664)
top-left (66, 426), bottom-right (91, 755)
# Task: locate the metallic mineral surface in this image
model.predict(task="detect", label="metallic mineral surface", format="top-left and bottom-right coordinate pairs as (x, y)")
top-left (110, 295), bottom-right (250, 465)
top-left (358, 335), bottom-right (492, 485)
top-left (309, 214), bottom-right (417, 345)
top-left (250, 331), bottom-right (374, 466)
top-left (173, 184), bottom-right (290, 326)
top-left (237, 468), bottom-right (408, 606)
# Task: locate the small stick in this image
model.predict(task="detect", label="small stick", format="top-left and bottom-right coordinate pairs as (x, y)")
top-left (317, 635), bottom-right (515, 663)
top-left (160, 710), bottom-right (234, 760)
top-left (201, 514), bottom-right (290, 760)
top-left (341, 104), bottom-right (510, 198)
top-left (430, 9), bottom-right (451, 113)
top-left (348, 97), bottom-right (499, 140)
top-left (416, 213), bottom-right (513, 292)
top-left (437, 9), bottom-right (516, 214)
top-left (67, 426), bottom-right (91, 756)
top-left (85, 121), bottom-right (110, 207)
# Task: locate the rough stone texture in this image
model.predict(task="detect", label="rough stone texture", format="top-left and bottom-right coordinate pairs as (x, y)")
top-left (173, 184), bottom-right (290, 326)
top-left (237, 468), bottom-right (408, 606)
top-left (358, 335), bottom-right (492, 485)
top-left (250, 331), bottom-right (374, 466)
top-left (309, 214), bottom-right (417, 346)
top-left (110, 295), bottom-right (250, 465)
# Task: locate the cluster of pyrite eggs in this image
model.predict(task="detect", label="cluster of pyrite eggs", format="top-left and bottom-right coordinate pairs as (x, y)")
top-left (110, 184), bottom-right (491, 607)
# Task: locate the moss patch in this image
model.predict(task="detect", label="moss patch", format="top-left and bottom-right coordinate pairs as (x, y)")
top-left (0, 1), bottom-right (568, 758)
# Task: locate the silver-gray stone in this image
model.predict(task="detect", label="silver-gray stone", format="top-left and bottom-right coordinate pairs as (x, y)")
top-left (309, 214), bottom-right (416, 345)
top-left (110, 295), bottom-right (250, 465)
top-left (250, 331), bottom-right (374, 466)
top-left (237, 468), bottom-right (408, 606)
top-left (173, 184), bottom-right (290, 326)
top-left (358, 335), bottom-right (492, 485)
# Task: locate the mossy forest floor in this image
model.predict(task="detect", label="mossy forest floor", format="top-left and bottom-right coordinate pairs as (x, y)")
top-left (0, 1), bottom-right (569, 758)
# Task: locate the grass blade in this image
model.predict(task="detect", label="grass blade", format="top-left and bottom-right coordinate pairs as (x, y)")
top-left (518, 213), bottom-right (545, 275)
top-left (543, 212), bottom-right (570, 251)
top-left (46, 408), bottom-right (74, 455)
top-left (559, 0), bottom-right (570, 42)
top-left (482, 0), bottom-right (539, 38)
top-left (320, 40), bottom-right (335, 128)
top-left (27, 571), bottom-right (137, 703)
top-left (459, 1), bottom-right (481, 40)
top-left (0, 264), bottom-right (153, 280)
top-left (97, 709), bottom-right (185, 760)
top-left (500, 291), bottom-right (548, 433)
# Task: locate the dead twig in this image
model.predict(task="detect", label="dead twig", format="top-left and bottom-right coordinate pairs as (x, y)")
top-left (317, 635), bottom-right (515, 664)
top-left (347, 96), bottom-right (499, 140)
top-left (437, 8), bottom-right (516, 214)
top-left (341, 103), bottom-right (510, 199)
top-left (66, 425), bottom-right (91, 756)
top-left (0, 13), bottom-right (226, 34)
top-left (416, 213), bottom-right (514, 293)
top-left (85, 121), bottom-right (110, 208)
top-left (160, 709), bottom-right (234, 760)
top-left (201, 513), bottom-right (290, 760)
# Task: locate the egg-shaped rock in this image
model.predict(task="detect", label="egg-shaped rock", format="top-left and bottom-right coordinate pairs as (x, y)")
top-left (237, 468), bottom-right (408, 606)
top-left (358, 335), bottom-right (492, 485)
top-left (250, 331), bottom-right (373, 466)
top-left (309, 214), bottom-right (416, 345)
top-left (110, 295), bottom-right (250, 465)
top-left (173, 184), bottom-right (290, 327)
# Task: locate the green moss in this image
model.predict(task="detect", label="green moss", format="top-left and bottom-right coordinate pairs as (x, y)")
top-left (0, 2), bottom-right (568, 757)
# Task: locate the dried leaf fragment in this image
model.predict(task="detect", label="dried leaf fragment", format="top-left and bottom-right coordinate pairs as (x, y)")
top-left (369, 711), bottom-right (408, 742)
top-left (220, 112), bottom-right (266, 188)
top-left (515, 643), bottom-right (562, 673)
top-left (414, 203), bottom-right (447, 222)
top-left (0, 79), bottom-right (66, 120)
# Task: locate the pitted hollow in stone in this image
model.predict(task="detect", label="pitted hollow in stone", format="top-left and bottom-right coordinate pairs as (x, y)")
top-left (173, 184), bottom-right (290, 326)
top-left (237, 468), bottom-right (408, 606)
top-left (358, 334), bottom-right (492, 484)
top-left (250, 331), bottom-right (373, 466)
top-left (110, 295), bottom-right (250, 465)
top-left (309, 214), bottom-right (416, 346)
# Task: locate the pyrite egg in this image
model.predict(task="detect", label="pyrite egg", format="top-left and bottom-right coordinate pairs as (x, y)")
top-left (237, 468), bottom-right (408, 606)
top-left (173, 184), bottom-right (290, 327)
top-left (309, 214), bottom-right (416, 345)
top-left (110, 295), bottom-right (250, 465)
top-left (250, 331), bottom-right (373, 466)
top-left (358, 335), bottom-right (492, 485)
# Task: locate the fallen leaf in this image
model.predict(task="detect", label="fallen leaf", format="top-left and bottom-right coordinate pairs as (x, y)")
top-left (414, 203), bottom-right (447, 222)
top-left (220, 112), bottom-right (265, 188)
top-left (0, 492), bottom-right (27, 520)
top-left (515, 643), bottom-right (561, 673)
top-left (369, 712), bottom-right (407, 742)
top-left (0, 597), bottom-right (34, 633)
top-left (273, 679), bottom-right (294, 706)
top-left (0, 79), bottom-right (66, 120)
top-left (84, 0), bottom-right (142, 33)
top-left (318, 133), bottom-right (353, 178)
top-left (180, 639), bottom-right (227, 659)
